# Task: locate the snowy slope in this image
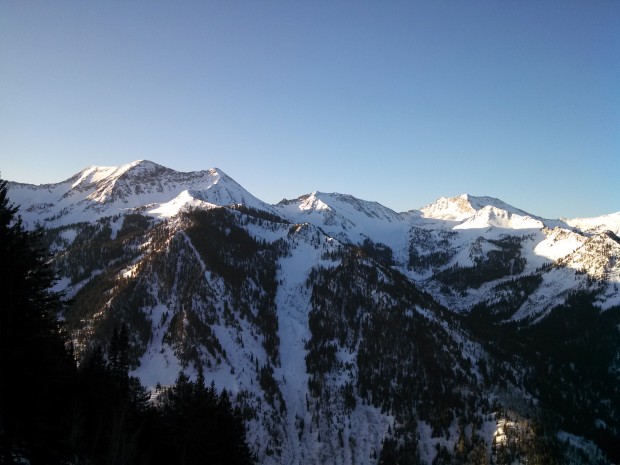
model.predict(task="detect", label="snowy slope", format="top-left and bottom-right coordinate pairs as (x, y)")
top-left (512, 231), bottom-right (620, 320)
top-left (565, 212), bottom-right (620, 236)
top-left (453, 205), bottom-right (544, 230)
top-left (399, 195), bottom-right (620, 320)
top-left (275, 191), bottom-right (411, 245)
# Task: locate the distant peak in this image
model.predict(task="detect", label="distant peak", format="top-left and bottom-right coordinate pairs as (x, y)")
top-left (420, 195), bottom-right (476, 221)
top-left (120, 159), bottom-right (168, 174)
top-left (128, 159), bottom-right (160, 168)
top-left (277, 192), bottom-right (316, 206)
top-left (207, 167), bottom-right (229, 178)
top-left (421, 194), bottom-right (533, 222)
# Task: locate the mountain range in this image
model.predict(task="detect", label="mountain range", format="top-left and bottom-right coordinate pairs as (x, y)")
top-left (6, 160), bottom-right (620, 464)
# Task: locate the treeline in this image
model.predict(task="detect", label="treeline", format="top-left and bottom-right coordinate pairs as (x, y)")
top-left (0, 180), bottom-right (254, 465)
top-left (74, 334), bottom-right (253, 465)
top-left (304, 250), bottom-right (484, 461)
top-left (183, 208), bottom-right (289, 365)
top-left (435, 235), bottom-right (527, 291)
top-left (407, 227), bottom-right (457, 272)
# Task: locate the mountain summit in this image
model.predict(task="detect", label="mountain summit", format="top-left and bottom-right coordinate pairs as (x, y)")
top-left (8, 160), bottom-right (271, 227)
top-left (420, 194), bottom-right (535, 221)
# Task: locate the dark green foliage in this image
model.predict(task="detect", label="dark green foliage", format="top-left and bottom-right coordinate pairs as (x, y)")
top-left (305, 249), bottom-right (481, 450)
top-left (0, 179), bottom-right (76, 464)
top-left (378, 423), bottom-right (421, 465)
top-left (436, 235), bottom-right (527, 290)
top-left (109, 325), bottom-right (131, 385)
top-left (230, 204), bottom-right (290, 224)
top-left (164, 307), bottom-right (224, 365)
top-left (470, 273), bottom-right (543, 321)
top-left (183, 208), bottom-right (288, 365)
top-left (408, 227), bottom-right (457, 271)
top-left (52, 214), bottom-right (156, 364)
top-left (522, 296), bottom-right (620, 462)
top-left (303, 242), bottom-right (596, 463)
top-left (70, 341), bottom-right (151, 465)
top-left (342, 381), bottom-right (356, 413)
top-left (360, 238), bottom-right (394, 266)
top-left (67, 272), bottom-right (155, 366)
top-left (147, 227), bottom-right (224, 367)
top-left (259, 363), bottom-right (286, 414)
top-left (357, 297), bottom-right (475, 438)
top-left (117, 213), bottom-right (152, 240)
top-left (305, 341), bottom-right (338, 374)
top-left (409, 248), bottom-right (453, 271)
top-left (466, 291), bottom-right (620, 463)
top-left (50, 214), bottom-right (150, 285)
top-left (153, 372), bottom-right (254, 465)
top-left (72, 345), bottom-right (255, 465)
top-left (184, 208), bottom-right (278, 290)
top-left (306, 255), bottom-right (380, 351)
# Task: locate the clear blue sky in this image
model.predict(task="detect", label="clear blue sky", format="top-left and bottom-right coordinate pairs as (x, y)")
top-left (1, 1), bottom-right (618, 218)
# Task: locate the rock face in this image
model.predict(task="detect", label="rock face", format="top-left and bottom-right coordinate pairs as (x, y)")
top-left (7, 161), bottom-right (620, 464)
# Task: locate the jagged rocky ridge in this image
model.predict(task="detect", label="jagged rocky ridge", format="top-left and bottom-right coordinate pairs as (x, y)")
top-left (6, 160), bottom-right (620, 464)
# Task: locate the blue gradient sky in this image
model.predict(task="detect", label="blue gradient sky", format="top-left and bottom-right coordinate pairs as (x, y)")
top-left (1, 1), bottom-right (618, 218)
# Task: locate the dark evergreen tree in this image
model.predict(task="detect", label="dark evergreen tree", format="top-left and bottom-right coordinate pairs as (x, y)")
top-left (108, 324), bottom-right (130, 389)
top-left (0, 179), bottom-right (76, 464)
top-left (154, 371), bottom-right (254, 465)
top-left (72, 335), bottom-right (152, 465)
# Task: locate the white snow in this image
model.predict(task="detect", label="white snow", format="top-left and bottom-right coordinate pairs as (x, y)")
top-left (566, 211), bottom-right (620, 236)
top-left (132, 304), bottom-right (184, 389)
top-left (533, 227), bottom-right (587, 262)
top-left (276, 191), bottom-right (411, 251)
top-left (148, 190), bottom-right (215, 217)
top-left (454, 206), bottom-right (544, 230)
top-left (58, 228), bottom-right (78, 244)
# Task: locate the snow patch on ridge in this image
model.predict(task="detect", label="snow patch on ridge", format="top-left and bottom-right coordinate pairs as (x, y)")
top-left (533, 228), bottom-right (587, 262)
top-left (454, 206), bottom-right (544, 230)
top-left (566, 212), bottom-right (620, 236)
top-left (148, 190), bottom-right (216, 217)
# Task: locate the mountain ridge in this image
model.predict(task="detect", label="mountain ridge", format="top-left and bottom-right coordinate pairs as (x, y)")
top-left (8, 159), bottom-right (618, 228)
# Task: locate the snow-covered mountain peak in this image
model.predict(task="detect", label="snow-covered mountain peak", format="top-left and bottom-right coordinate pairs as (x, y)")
top-left (279, 191), bottom-right (403, 222)
top-left (71, 160), bottom-right (169, 188)
top-left (7, 161), bottom-right (272, 227)
top-left (420, 194), bottom-right (532, 222)
top-left (275, 191), bottom-right (410, 247)
top-left (420, 194), bottom-right (476, 221)
top-left (68, 160), bottom-right (177, 204)
top-left (464, 195), bottom-right (531, 215)
top-left (298, 192), bottom-right (332, 212)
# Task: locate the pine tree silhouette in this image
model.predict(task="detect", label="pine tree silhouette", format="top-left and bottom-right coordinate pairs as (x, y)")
top-left (0, 179), bottom-right (75, 464)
